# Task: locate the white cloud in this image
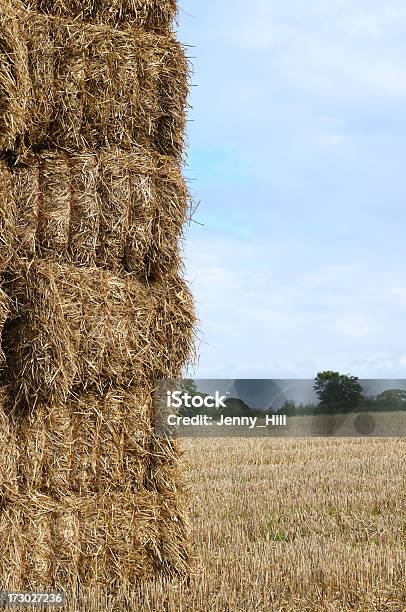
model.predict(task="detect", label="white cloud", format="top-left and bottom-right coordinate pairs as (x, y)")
top-left (185, 231), bottom-right (406, 378)
top-left (334, 314), bottom-right (374, 338)
top-left (179, 1), bottom-right (406, 379)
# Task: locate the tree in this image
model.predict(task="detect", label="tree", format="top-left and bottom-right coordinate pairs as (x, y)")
top-left (278, 400), bottom-right (297, 416)
top-left (181, 379), bottom-right (199, 396)
top-left (222, 398), bottom-right (261, 418)
top-left (369, 389), bottom-right (406, 411)
top-left (313, 371), bottom-right (364, 412)
top-left (374, 389), bottom-right (406, 408)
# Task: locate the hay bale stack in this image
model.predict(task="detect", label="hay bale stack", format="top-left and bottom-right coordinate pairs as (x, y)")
top-left (0, 0), bottom-right (194, 590)
top-left (0, 6), bottom-right (187, 157)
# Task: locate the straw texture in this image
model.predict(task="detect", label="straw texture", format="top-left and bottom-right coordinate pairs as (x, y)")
top-left (1, 149), bottom-right (188, 277)
top-left (3, 260), bottom-right (154, 407)
top-left (22, 0), bottom-right (177, 31)
top-left (0, 0), bottom-right (195, 589)
top-left (0, 9), bottom-right (189, 157)
top-left (15, 387), bottom-right (153, 496)
top-left (0, 386), bottom-right (192, 588)
top-left (0, 0), bottom-right (30, 150)
top-left (0, 388), bottom-right (19, 498)
top-left (0, 489), bottom-right (170, 589)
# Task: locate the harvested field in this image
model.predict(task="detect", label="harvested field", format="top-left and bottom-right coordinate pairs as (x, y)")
top-left (27, 436), bottom-right (404, 611)
top-left (0, 151), bottom-right (187, 277)
top-left (0, 8), bottom-right (189, 156)
top-left (22, 0), bottom-right (177, 31)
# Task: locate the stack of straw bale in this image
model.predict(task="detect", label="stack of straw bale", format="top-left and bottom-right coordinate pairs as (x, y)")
top-left (0, 0), bottom-right (194, 591)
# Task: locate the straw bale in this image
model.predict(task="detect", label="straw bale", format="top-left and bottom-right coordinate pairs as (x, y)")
top-left (2, 264), bottom-right (195, 411)
top-left (0, 387), bottom-right (19, 497)
top-left (152, 37), bottom-right (189, 159)
top-left (0, 0), bottom-right (29, 150)
top-left (3, 262), bottom-right (78, 410)
top-left (23, 0), bottom-right (177, 32)
top-left (119, 150), bottom-right (157, 277)
top-left (22, 505), bottom-right (53, 588)
top-left (3, 149), bottom-right (163, 273)
top-left (146, 435), bottom-right (184, 494)
top-left (146, 156), bottom-right (189, 279)
top-left (22, 12), bottom-right (144, 151)
top-left (8, 11), bottom-right (138, 150)
top-left (156, 491), bottom-right (191, 577)
top-left (150, 273), bottom-right (196, 379)
top-left (24, 7), bottom-right (54, 147)
top-left (50, 508), bottom-right (80, 587)
top-left (11, 155), bottom-right (39, 258)
top-left (16, 386), bottom-right (153, 495)
top-left (0, 489), bottom-right (167, 588)
top-left (67, 153), bottom-right (99, 267)
top-left (37, 152), bottom-right (71, 254)
top-left (16, 399), bottom-right (72, 494)
top-left (3, 260), bottom-right (156, 408)
top-left (77, 491), bottom-right (159, 586)
top-left (69, 387), bottom-right (153, 494)
top-left (97, 149), bottom-right (150, 273)
top-left (0, 503), bottom-right (25, 590)
top-left (0, 158), bottom-right (17, 270)
top-left (67, 148), bottom-right (156, 273)
top-left (1, 10), bottom-right (188, 155)
top-left (51, 22), bottom-right (86, 150)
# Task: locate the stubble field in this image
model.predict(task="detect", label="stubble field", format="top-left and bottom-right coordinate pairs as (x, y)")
top-left (74, 436), bottom-right (405, 611)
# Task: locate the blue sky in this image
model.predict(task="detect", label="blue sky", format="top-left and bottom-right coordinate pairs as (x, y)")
top-left (177, 0), bottom-right (406, 378)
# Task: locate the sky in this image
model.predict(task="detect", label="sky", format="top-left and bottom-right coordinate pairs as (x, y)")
top-left (177, 0), bottom-right (406, 379)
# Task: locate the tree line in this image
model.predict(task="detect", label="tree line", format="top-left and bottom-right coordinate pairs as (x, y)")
top-left (180, 373), bottom-right (406, 418)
